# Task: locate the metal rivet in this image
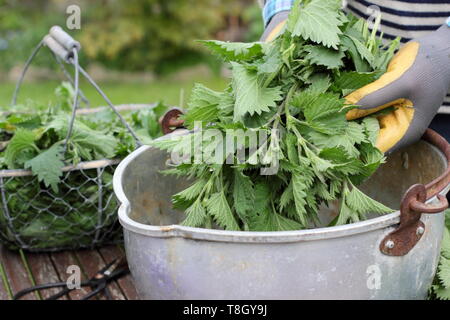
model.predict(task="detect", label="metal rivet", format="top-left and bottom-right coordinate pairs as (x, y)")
top-left (417, 226), bottom-right (425, 235)
top-left (385, 240), bottom-right (395, 249)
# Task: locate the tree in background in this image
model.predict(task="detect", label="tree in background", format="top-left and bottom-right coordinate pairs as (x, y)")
top-left (0, 0), bottom-right (62, 72)
top-left (0, 0), bottom-right (262, 75)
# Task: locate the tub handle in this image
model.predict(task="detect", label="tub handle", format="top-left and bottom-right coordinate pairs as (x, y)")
top-left (160, 108), bottom-right (185, 134)
top-left (410, 194), bottom-right (448, 213)
top-left (380, 129), bottom-right (450, 256)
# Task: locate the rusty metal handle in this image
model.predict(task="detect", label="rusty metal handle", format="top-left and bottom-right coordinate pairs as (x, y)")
top-left (380, 129), bottom-right (450, 256)
top-left (159, 108), bottom-right (185, 134)
top-left (422, 129), bottom-right (450, 199)
top-left (410, 194), bottom-right (448, 213)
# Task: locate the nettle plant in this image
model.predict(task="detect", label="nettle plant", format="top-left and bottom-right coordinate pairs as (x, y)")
top-left (153, 0), bottom-right (400, 232)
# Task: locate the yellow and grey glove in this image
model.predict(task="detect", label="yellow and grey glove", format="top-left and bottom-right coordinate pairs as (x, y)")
top-left (346, 24), bottom-right (450, 153)
top-left (261, 5), bottom-right (450, 154)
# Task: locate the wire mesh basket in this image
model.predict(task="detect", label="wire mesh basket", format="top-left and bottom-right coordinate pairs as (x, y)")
top-left (0, 26), bottom-right (154, 252)
top-left (0, 159), bottom-right (121, 251)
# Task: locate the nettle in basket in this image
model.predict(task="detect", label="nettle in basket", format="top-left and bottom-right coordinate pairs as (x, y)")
top-left (0, 83), bottom-right (167, 251)
top-left (152, 0), bottom-right (401, 231)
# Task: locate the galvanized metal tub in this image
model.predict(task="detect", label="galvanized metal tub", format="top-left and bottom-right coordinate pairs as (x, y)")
top-left (113, 129), bottom-right (450, 300)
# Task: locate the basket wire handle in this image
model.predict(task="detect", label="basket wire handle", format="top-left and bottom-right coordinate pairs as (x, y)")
top-left (75, 64), bottom-right (142, 147)
top-left (51, 51), bottom-right (90, 107)
top-left (11, 40), bottom-right (44, 107)
top-left (63, 48), bottom-right (81, 153)
top-left (10, 26), bottom-right (143, 151)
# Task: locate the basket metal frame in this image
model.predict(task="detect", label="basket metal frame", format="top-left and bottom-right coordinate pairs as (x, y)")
top-left (1, 26), bottom-right (150, 252)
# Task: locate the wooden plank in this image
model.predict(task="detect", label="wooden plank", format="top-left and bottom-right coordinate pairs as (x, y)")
top-left (0, 246), bottom-right (37, 300)
top-left (0, 265), bottom-right (10, 300)
top-left (26, 253), bottom-right (68, 300)
top-left (0, 246), bottom-right (12, 300)
top-left (98, 245), bottom-right (139, 300)
top-left (50, 251), bottom-right (91, 300)
top-left (75, 249), bottom-right (126, 300)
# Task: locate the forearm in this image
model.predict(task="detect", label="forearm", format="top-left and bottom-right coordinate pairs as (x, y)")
top-left (260, 0), bottom-right (294, 42)
top-left (261, 0), bottom-right (294, 26)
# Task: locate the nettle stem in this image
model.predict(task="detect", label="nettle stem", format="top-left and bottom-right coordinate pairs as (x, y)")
top-left (272, 82), bottom-right (298, 130)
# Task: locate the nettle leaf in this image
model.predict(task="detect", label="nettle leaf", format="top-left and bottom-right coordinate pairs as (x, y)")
top-left (200, 40), bottom-right (266, 61)
top-left (319, 147), bottom-right (365, 175)
top-left (434, 286), bottom-right (450, 300)
top-left (4, 128), bottom-right (39, 169)
top-left (258, 42), bottom-right (282, 74)
top-left (346, 121), bottom-right (367, 145)
top-left (173, 178), bottom-right (207, 203)
top-left (304, 147), bottom-right (334, 173)
top-left (373, 37), bottom-right (401, 71)
top-left (314, 183), bottom-right (335, 201)
top-left (349, 143), bottom-right (385, 185)
top-left (438, 256), bottom-right (450, 289)
top-left (24, 143), bottom-right (64, 193)
top-left (185, 84), bottom-right (221, 128)
top-left (280, 180), bottom-right (294, 210)
top-left (346, 186), bottom-right (394, 218)
top-left (253, 182), bottom-right (272, 214)
top-left (335, 199), bottom-right (355, 225)
top-left (250, 208), bottom-right (302, 231)
top-left (307, 73), bottom-right (331, 93)
top-left (308, 122), bottom-right (367, 158)
top-left (287, 0), bottom-right (343, 49)
top-left (217, 89), bottom-right (235, 117)
top-left (181, 198), bottom-right (207, 228)
top-left (305, 45), bottom-right (345, 69)
top-left (47, 115), bottom-right (117, 159)
top-left (231, 62), bottom-right (283, 122)
top-left (332, 71), bottom-right (379, 95)
top-left (340, 35), bottom-right (371, 72)
top-left (362, 117), bottom-right (380, 145)
top-left (151, 134), bottom-right (185, 152)
top-left (347, 35), bottom-right (374, 65)
top-left (286, 133), bottom-right (300, 165)
top-left (293, 91), bottom-right (346, 134)
top-left (206, 192), bottom-right (240, 231)
top-left (55, 81), bottom-right (75, 112)
top-left (4, 114), bottom-right (42, 130)
top-left (233, 171), bottom-right (255, 227)
top-left (292, 172), bottom-right (310, 227)
top-left (442, 227), bottom-right (450, 260)
top-left (435, 229), bottom-right (450, 298)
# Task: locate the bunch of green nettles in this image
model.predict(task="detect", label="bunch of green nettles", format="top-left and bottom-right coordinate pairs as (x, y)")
top-left (153, 0), bottom-right (401, 231)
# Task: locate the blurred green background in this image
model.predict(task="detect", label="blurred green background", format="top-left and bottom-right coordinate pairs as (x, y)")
top-left (0, 0), bottom-right (263, 107)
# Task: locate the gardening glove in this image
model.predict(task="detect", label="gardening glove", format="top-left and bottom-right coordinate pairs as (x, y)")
top-left (346, 24), bottom-right (450, 153)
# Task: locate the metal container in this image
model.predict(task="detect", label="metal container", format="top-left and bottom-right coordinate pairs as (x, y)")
top-left (113, 129), bottom-right (450, 300)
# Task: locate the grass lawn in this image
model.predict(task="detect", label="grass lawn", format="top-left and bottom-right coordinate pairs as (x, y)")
top-left (0, 76), bottom-right (228, 109)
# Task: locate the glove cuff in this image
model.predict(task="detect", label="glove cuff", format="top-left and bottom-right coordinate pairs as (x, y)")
top-left (262, 0), bottom-right (294, 27)
top-left (261, 11), bottom-right (289, 42)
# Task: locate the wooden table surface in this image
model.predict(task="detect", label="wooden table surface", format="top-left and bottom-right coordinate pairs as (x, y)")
top-left (0, 244), bottom-right (139, 300)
